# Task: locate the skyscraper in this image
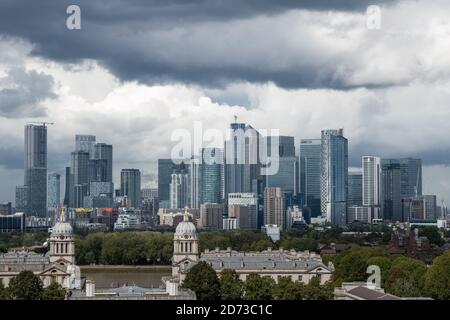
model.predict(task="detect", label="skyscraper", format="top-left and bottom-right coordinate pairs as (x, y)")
top-left (63, 167), bottom-right (70, 206)
top-left (299, 139), bottom-right (321, 217)
top-left (381, 158), bottom-right (422, 221)
top-left (228, 193), bottom-right (258, 229)
top-left (24, 124), bottom-right (48, 217)
top-left (264, 187), bottom-right (285, 229)
top-left (120, 169), bottom-right (142, 208)
top-left (362, 156), bottom-right (381, 207)
top-left (348, 170), bottom-right (362, 207)
top-left (224, 122), bottom-right (262, 197)
top-left (265, 136), bottom-right (298, 195)
top-left (158, 159), bottom-right (189, 208)
top-left (198, 203), bottom-right (223, 230)
top-left (93, 143), bottom-right (113, 183)
top-left (75, 134), bottom-right (96, 156)
top-left (198, 148), bottom-right (223, 205)
top-left (170, 172), bottom-right (189, 209)
top-left (320, 129), bottom-right (348, 226)
top-left (70, 151), bottom-right (90, 208)
top-left (47, 173), bottom-right (60, 209)
top-left (381, 161), bottom-right (401, 221)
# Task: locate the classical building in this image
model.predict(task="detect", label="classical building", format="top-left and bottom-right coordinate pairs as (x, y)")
top-left (171, 210), bottom-right (334, 285)
top-left (0, 211), bottom-right (81, 289)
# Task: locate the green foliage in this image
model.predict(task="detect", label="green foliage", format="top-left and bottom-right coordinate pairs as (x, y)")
top-left (244, 274), bottom-right (276, 300)
top-left (424, 250), bottom-right (450, 300)
top-left (366, 256), bottom-right (392, 287)
top-left (418, 227), bottom-right (444, 246)
top-left (75, 231), bottom-right (173, 265)
top-left (0, 232), bottom-right (48, 250)
top-left (0, 282), bottom-right (10, 300)
top-left (8, 271), bottom-right (43, 300)
top-left (198, 230), bottom-right (274, 252)
top-left (182, 261), bottom-right (220, 300)
top-left (42, 283), bottom-right (66, 300)
top-left (330, 246), bottom-right (389, 284)
top-left (219, 269), bottom-right (244, 300)
top-left (302, 276), bottom-right (333, 300)
top-left (384, 257), bottom-right (427, 297)
top-left (273, 276), bottom-right (304, 300)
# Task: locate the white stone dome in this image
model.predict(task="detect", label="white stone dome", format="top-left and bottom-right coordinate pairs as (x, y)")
top-left (175, 212), bottom-right (197, 239)
top-left (51, 221), bottom-right (73, 236)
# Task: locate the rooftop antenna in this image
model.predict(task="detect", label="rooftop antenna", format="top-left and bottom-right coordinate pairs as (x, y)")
top-left (234, 115), bottom-right (237, 123)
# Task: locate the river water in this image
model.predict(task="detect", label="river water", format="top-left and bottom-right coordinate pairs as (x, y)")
top-left (82, 271), bottom-right (171, 289)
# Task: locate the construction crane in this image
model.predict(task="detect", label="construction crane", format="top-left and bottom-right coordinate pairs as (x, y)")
top-left (26, 121), bottom-right (54, 127)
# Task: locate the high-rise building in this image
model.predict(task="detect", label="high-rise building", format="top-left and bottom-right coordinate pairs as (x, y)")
top-left (93, 143), bottom-right (113, 183)
top-left (70, 151), bottom-right (90, 208)
top-left (320, 129), bottom-right (348, 226)
top-left (381, 161), bottom-right (401, 221)
top-left (198, 203), bottom-right (223, 230)
top-left (199, 148), bottom-right (224, 205)
top-left (263, 187), bottom-right (285, 229)
top-left (299, 139), bottom-right (321, 217)
top-left (120, 169), bottom-right (142, 208)
top-left (265, 135), bottom-right (298, 196)
top-left (402, 195), bottom-right (437, 222)
top-left (348, 170), bottom-right (362, 207)
top-left (63, 167), bottom-right (70, 206)
top-left (224, 122), bottom-right (262, 197)
top-left (0, 202), bottom-right (12, 216)
top-left (228, 193), bottom-right (258, 229)
top-left (158, 159), bottom-right (189, 208)
top-left (15, 186), bottom-right (28, 213)
top-left (75, 134), bottom-right (96, 156)
top-left (381, 158), bottom-right (422, 221)
top-left (170, 172), bottom-right (189, 209)
top-left (23, 124), bottom-right (48, 217)
top-left (47, 173), bottom-right (60, 209)
top-left (362, 156), bottom-right (381, 207)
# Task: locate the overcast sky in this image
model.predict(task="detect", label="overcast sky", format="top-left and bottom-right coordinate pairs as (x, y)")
top-left (1, 0), bottom-right (450, 206)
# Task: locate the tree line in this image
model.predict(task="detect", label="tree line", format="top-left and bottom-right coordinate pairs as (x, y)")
top-left (181, 261), bottom-right (334, 300)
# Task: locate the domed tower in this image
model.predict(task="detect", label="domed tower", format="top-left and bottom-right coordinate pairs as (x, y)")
top-left (49, 208), bottom-right (75, 265)
top-left (172, 208), bottom-right (198, 278)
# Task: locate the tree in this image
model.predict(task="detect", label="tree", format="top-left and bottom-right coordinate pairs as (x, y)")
top-left (182, 261), bottom-right (220, 300)
top-left (273, 276), bottom-right (303, 300)
top-left (8, 271), bottom-right (43, 300)
top-left (42, 283), bottom-right (67, 300)
top-left (424, 250), bottom-right (450, 300)
top-left (0, 282), bottom-right (9, 300)
top-left (219, 269), bottom-right (244, 300)
top-left (418, 227), bottom-right (444, 246)
top-left (385, 257), bottom-right (427, 297)
top-left (303, 276), bottom-right (333, 300)
top-left (244, 274), bottom-right (275, 300)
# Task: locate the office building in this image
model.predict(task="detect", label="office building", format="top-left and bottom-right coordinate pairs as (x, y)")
top-left (120, 169), bottom-right (142, 209)
top-left (320, 129), bottom-right (348, 226)
top-left (299, 139), bottom-right (321, 217)
top-left (24, 124), bottom-right (48, 217)
top-left (264, 187), bottom-right (285, 229)
top-left (70, 151), bottom-right (90, 208)
top-left (362, 156), bottom-right (381, 207)
top-left (170, 172), bottom-right (189, 209)
top-left (158, 159), bottom-right (189, 209)
top-left (402, 195), bottom-right (437, 222)
top-left (228, 193), bottom-right (258, 229)
top-left (15, 186), bottom-right (28, 213)
top-left (92, 143), bottom-right (113, 183)
top-left (199, 148), bottom-right (224, 205)
top-left (198, 203), bottom-right (223, 230)
top-left (224, 122), bottom-right (262, 197)
top-left (63, 167), bottom-right (71, 206)
top-left (47, 173), bottom-right (60, 209)
top-left (0, 203), bottom-right (12, 216)
top-left (348, 170), bottom-right (363, 207)
top-left (75, 135), bottom-right (96, 156)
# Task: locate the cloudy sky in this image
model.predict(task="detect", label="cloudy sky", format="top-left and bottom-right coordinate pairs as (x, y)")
top-left (1, 0), bottom-right (450, 206)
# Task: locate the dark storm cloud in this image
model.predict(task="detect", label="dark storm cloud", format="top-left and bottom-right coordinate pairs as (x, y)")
top-left (0, 0), bottom-right (396, 89)
top-left (0, 67), bottom-right (55, 118)
top-left (0, 146), bottom-right (23, 170)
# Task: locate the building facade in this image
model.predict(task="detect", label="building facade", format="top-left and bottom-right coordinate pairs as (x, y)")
top-left (120, 169), bottom-right (142, 209)
top-left (263, 187), bottom-right (285, 229)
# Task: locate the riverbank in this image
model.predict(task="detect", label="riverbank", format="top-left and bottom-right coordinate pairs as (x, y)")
top-left (80, 265), bottom-right (171, 273)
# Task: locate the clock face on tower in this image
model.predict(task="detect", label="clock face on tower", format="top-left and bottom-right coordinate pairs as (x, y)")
top-left (60, 236), bottom-right (64, 240)
top-left (184, 235), bottom-right (189, 239)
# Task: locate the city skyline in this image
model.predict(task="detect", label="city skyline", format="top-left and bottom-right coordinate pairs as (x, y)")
top-left (1, 1), bottom-right (450, 205)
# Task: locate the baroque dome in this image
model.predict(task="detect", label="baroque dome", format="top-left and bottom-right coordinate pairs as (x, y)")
top-left (51, 221), bottom-right (73, 236)
top-left (175, 211), bottom-right (197, 239)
